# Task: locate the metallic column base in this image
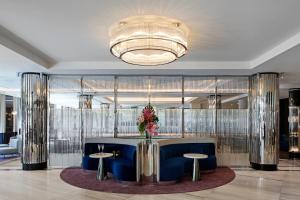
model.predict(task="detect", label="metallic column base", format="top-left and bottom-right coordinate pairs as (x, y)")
top-left (250, 162), bottom-right (277, 171)
top-left (141, 175), bottom-right (156, 183)
top-left (22, 162), bottom-right (47, 170)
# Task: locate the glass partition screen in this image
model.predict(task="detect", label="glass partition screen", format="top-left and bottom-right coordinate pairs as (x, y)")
top-left (117, 76), bottom-right (182, 137)
top-left (49, 76), bottom-right (81, 168)
top-left (48, 75), bottom-right (249, 167)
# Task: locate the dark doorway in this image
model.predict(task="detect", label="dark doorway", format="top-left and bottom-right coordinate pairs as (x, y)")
top-left (280, 98), bottom-right (289, 159)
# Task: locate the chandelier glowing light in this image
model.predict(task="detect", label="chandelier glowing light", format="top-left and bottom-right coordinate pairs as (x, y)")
top-left (109, 15), bottom-right (189, 66)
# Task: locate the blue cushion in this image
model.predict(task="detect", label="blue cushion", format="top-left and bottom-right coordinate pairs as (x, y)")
top-left (160, 144), bottom-right (190, 161)
top-left (112, 160), bottom-right (136, 181)
top-left (182, 157), bottom-right (193, 173)
top-left (199, 155), bottom-right (217, 171)
top-left (160, 158), bottom-right (184, 181)
top-left (103, 157), bottom-right (115, 172)
top-left (82, 156), bottom-right (99, 170)
top-left (189, 143), bottom-right (215, 155)
top-left (119, 145), bottom-right (136, 163)
top-left (159, 143), bottom-right (217, 181)
top-left (82, 143), bottom-right (137, 181)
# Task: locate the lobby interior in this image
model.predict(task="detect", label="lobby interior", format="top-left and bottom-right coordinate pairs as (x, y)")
top-left (0, 1), bottom-right (300, 200)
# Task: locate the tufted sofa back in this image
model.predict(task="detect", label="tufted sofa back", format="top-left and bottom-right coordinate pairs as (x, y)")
top-left (84, 143), bottom-right (136, 163)
top-left (160, 143), bottom-right (215, 161)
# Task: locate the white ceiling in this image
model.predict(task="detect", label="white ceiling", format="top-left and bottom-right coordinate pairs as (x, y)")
top-left (0, 44), bottom-right (44, 76)
top-left (0, 0), bottom-right (300, 97)
top-left (0, 44), bottom-right (43, 97)
top-left (1, 0), bottom-right (300, 62)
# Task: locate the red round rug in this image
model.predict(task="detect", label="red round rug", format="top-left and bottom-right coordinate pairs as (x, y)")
top-left (60, 167), bottom-right (235, 194)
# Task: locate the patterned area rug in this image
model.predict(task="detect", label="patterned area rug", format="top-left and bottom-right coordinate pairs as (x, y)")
top-left (60, 167), bottom-right (235, 194)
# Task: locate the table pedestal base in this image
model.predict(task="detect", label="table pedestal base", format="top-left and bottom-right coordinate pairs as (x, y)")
top-left (96, 158), bottom-right (107, 181)
top-left (192, 158), bottom-right (200, 182)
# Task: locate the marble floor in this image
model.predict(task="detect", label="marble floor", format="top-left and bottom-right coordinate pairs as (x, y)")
top-left (0, 157), bottom-right (21, 170)
top-left (0, 159), bottom-right (299, 200)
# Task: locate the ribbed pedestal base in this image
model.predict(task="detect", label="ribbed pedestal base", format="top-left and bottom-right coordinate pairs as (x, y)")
top-left (250, 162), bottom-right (277, 171)
top-left (23, 162), bottom-right (47, 170)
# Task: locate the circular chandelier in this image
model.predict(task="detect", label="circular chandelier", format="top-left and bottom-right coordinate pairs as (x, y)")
top-left (109, 15), bottom-right (190, 66)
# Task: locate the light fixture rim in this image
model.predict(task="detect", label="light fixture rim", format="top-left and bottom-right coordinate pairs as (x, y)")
top-left (110, 37), bottom-right (188, 58)
top-left (110, 36), bottom-right (188, 50)
top-left (119, 52), bottom-right (187, 67)
top-left (119, 48), bottom-right (179, 66)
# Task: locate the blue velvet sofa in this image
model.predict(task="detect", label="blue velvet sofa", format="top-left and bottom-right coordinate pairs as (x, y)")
top-left (82, 143), bottom-right (136, 181)
top-left (159, 143), bottom-right (217, 181)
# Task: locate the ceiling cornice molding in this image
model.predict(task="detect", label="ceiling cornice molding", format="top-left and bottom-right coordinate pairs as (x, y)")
top-left (51, 61), bottom-right (250, 70)
top-left (0, 25), bottom-right (56, 69)
top-left (250, 32), bottom-right (300, 69)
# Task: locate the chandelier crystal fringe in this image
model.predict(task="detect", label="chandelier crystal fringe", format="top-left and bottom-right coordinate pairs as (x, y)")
top-left (109, 15), bottom-right (189, 66)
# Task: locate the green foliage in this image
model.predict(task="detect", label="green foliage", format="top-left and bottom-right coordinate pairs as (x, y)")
top-left (138, 122), bottom-right (145, 134)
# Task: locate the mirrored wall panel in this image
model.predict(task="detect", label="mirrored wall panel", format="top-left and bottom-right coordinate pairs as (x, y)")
top-left (49, 76), bottom-right (82, 168)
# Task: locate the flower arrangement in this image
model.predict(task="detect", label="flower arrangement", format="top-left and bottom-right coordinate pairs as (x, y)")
top-left (137, 103), bottom-right (159, 138)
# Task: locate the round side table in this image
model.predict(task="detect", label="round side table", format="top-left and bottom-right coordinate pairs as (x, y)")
top-left (184, 153), bottom-right (208, 182)
top-left (89, 153), bottom-right (113, 181)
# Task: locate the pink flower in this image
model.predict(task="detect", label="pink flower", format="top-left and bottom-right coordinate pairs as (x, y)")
top-left (143, 108), bottom-right (153, 122)
top-left (146, 122), bottom-right (158, 136)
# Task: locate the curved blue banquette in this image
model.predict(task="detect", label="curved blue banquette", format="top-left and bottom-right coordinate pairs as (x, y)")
top-left (158, 141), bottom-right (217, 182)
top-left (82, 142), bottom-right (137, 181)
top-left (82, 138), bottom-right (217, 183)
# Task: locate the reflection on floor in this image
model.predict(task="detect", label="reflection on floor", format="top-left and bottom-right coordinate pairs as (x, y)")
top-left (0, 155), bottom-right (19, 162)
top-left (0, 156), bottom-right (21, 170)
top-left (0, 159), bottom-right (299, 200)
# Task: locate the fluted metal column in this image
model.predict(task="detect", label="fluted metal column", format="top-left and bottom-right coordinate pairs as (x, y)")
top-left (0, 94), bottom-right (5, 133)
top-left (288, 88), bottom-right (300, 157)
top-left (249, 73), bottom-right (279, 170)
top-left (79, 95), bottom-right (93, 155)
top-left (21, 73), bottom-right (48, 170)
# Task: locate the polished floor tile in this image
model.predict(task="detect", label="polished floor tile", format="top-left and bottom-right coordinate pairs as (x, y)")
top-left (280, 193), bottom-right (300, 200)
top-left (0, 159), bottom-right (299, 200)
